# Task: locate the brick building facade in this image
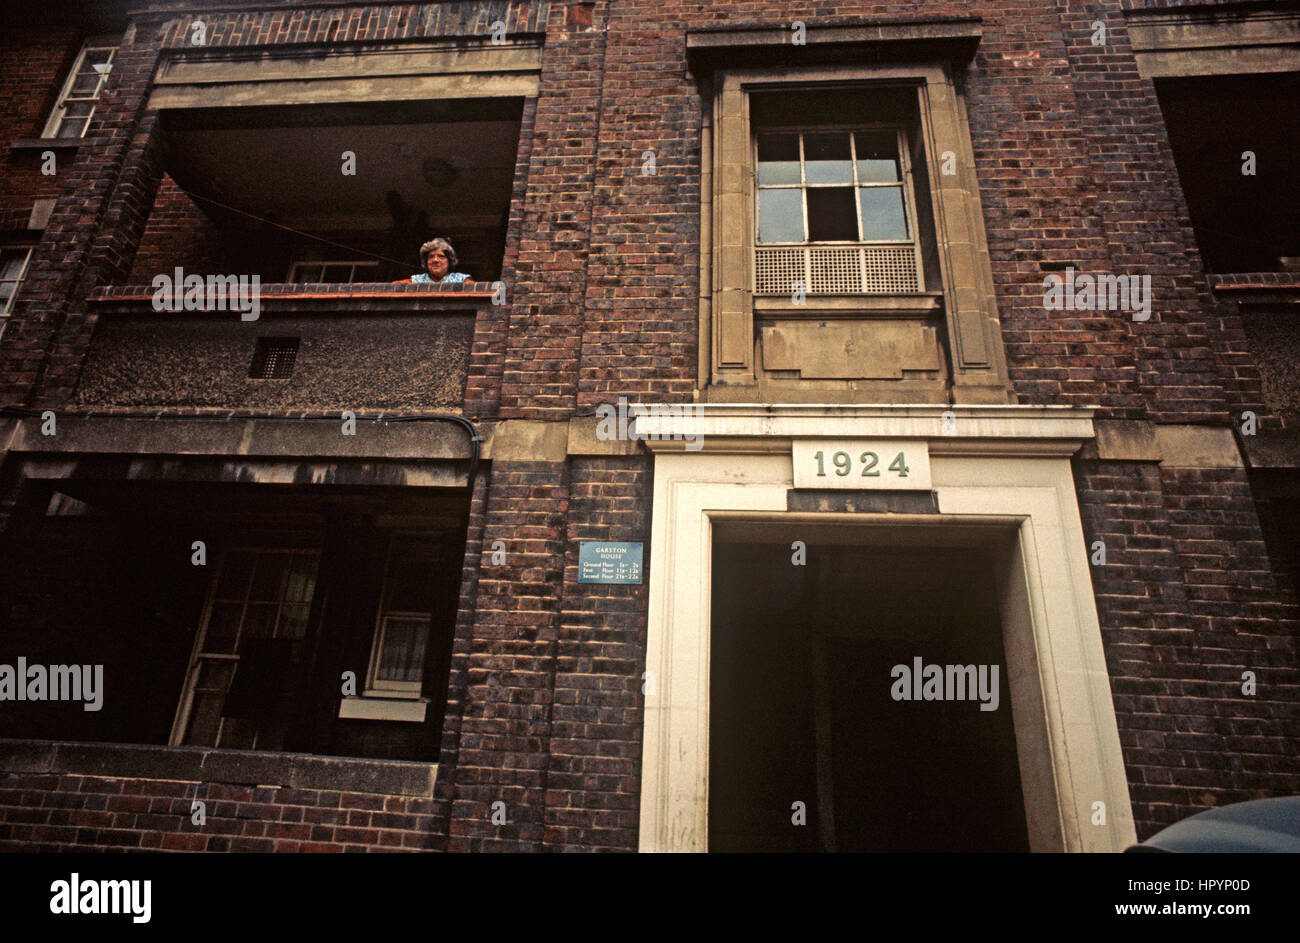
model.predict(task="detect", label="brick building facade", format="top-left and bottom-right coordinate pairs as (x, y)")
top-left (0, 0), bottom-right (1296, 852)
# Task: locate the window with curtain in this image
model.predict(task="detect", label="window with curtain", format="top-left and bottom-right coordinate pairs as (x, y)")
top-left (364, 537), bottom-right (437, 697)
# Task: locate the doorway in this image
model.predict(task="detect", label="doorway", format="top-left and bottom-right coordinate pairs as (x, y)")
top-left (708, 537), bottom-right (1030, 852)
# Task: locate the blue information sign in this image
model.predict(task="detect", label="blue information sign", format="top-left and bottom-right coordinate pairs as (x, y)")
top-left (578, 541), bottom-right (643, 584)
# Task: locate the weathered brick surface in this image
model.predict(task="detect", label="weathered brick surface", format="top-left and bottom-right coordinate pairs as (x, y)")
top-left (1074, 460), bottom-right (1300, 837)
top-left (543, 457), bottom-right (649, 851)
top-left (0, 17), bottom-right (168, 405)
top-left (0, 0), bottom-right (1296, 852)
top-left (445, 459), bottom-right (569, 851)
top-left (0, 772), bottom-right (438, 852)
top-left (0, 26), bottom-right (83, 220)
top-left (127, 175), bottom-right (227, 282)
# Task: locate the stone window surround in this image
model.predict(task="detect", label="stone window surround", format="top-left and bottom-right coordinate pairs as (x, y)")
top-left (699, 62), bottom-right (1013, 403)
top-left (633, 404), bottom-right (1137, 853)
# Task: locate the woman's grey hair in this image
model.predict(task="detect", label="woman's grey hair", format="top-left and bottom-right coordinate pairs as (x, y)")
top-left (419, 238), bottom-right (457, 268)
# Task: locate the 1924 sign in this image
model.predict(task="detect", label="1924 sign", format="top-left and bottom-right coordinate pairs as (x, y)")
top-left (792, 440), bottom-right (932, 490)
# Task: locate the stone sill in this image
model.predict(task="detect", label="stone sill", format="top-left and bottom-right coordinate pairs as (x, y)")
top-left (0, 738), bottom-right (436, 797)
top-left (8, 137), bottom-right (83, 153)
top-left (339, 696), bottom-right (428, 723)
top-left (754, 292), bottom-right (943, 318)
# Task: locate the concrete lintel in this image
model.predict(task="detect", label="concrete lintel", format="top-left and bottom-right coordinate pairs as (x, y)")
top-left (490, 419), bottom-right (568, 462)
top-left (567, 416), bottom-right (639, 456)
top-left (2, 417), bottom-right (474, 462)
top-left (148, 73), bottom-right (538, 110)
top-left (635, 404), bottom-right (1095, 451)
top-left (1126, 6), bottom-right (1300, 79)
top-left (1080, 421), bottom-right (1243, 468)
top-left (686, 18), bottom-right (983, 51)
top-left (1087, 420), bottom-right (1161, 462)
top-left (20, 456), bottom-right (466, 489)
top-left (1153, 425), bottom-right (1243, 468)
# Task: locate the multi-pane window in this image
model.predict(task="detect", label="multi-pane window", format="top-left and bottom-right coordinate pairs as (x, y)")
top-left (364, 537), bottom-right (436, 697)
top-left (0, 247), bottom-right (34, 321)
top-left (172, 549), bottom-right (319, 749)
top-left (286, 260), bottom-right (382, 283)
top-left (754, 127), bottom-right (923, 294)
top-left (44, 41), bottom-right (118, 139)
top-left (756, 129), bottom-right (913, 243)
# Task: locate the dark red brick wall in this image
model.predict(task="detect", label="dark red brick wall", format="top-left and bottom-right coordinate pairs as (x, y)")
top-left (0, 772), bottom-right (438, 852)
top-left (1074, 459), bottom-right (1300, 837)
top-left (440, 454), bottom-right (649, 852)
top-left (126, 175), bottom-right (226, 282)
top-left (0, 27), bottom-right (84, 230)
top-left (0, 0), bottom-right (1296, 853)
top-left (446, 459), bottom-right (570, 851)
top-left (543, 457), bottom-right (649, 851)
top-left (6, 1), bottom-right (1271, 419)
top-left (0, 17), bottom-right (168, 404)
top-left (0, 0), bottom-right (1276, 418)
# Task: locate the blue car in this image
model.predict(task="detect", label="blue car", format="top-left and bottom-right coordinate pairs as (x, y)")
top-left (1125, 797), bottom-right (1300, 852)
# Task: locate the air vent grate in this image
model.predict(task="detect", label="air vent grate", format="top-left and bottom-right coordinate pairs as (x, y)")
top-left (755, 246), bottom-right (918, 294)
top-left (250, 337), bottom-right (299, 379)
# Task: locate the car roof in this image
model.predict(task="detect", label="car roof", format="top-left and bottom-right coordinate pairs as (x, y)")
top-left (1126, 796), bottom-right (1300, 853)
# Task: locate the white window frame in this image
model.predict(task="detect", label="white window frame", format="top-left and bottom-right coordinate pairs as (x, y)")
top-left (365, 612), bottom-right (433, 697)
top-left (285, 260), bottom-right (383, 284)
top-left (0, 246), bottom-right (34, 321)
top-left (361, 538), bottom-right (434, 699)
top-left (42, 38), bottom-right (119, 139)
top-left (750, 118), bottom-right (926, 296)
top-left (753, 123), bottom-right (921, 251)
top-left (169, 547), bottom-right (320, 748)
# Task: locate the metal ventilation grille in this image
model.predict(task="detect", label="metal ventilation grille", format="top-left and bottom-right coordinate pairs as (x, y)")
top-left (862, 246), bottom-right (919, 293)
top-left (250, 337), bottom-right (299, 379)
top-left (754, 246), bottom-right (919, 294)
top-left (754, 249), bottom-right (804, 294)
top-left (809, 248), bottom-right (861, 293)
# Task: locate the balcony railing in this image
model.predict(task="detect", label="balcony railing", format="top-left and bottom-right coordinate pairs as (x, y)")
top-left (88, 280), bottom-right (500, 314)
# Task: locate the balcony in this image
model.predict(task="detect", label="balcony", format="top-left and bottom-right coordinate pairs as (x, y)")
top-left (76, 282), bottom-right (493, 411)
top-left (65, 92), bottom-right (527, 410)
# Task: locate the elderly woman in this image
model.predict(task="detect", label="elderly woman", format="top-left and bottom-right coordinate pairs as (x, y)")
top-left (395, 238), bottom-right (470, 283)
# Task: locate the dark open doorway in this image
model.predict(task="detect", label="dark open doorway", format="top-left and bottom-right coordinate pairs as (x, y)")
top-left (709, 537), bottom-right (1031, 852)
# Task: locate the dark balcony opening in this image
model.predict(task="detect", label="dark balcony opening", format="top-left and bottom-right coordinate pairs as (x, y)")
top-left (130, 99), bottom-right (524, 286)
top-left (1154, 73), bottom-right (1300, 274)
top-left (1248, 468), bottom-right (1300, 600)
top-left (0, 478), bottom-right (470, 764)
